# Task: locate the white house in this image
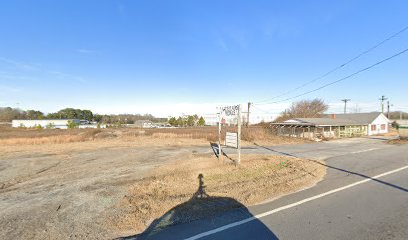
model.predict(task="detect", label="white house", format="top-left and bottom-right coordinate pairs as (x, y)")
top-left (334, 112), bottom-right (390, 135)
top-left (272, 112), bottom-right (390, 139)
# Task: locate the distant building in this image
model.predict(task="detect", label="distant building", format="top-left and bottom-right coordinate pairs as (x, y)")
top-left (202, 114), bottom-right (218, 126)
top-left (272, 112), bottom-right (390, 139)
top-left (202, 113), bottom-right (277, 126)
top-left (11, 119), bottom-right (105, 129)
top-left (12, 119), bottom-right (81, 129)
top-left (395, 120), bottom-right (408, 139)
top-left (134, 120), bottom-right (154, 128)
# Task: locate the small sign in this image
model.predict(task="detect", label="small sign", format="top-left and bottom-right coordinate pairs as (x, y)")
top-left (225, 132), bottom-right (238, 148)
top-left (220, 105), bottom-right (240, 116)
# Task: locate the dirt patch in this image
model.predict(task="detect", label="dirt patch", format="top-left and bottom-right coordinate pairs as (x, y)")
top-left (113, 154), bottom-right (326, 235)
top-left (0, 126), bottom-right (317, 239)
top-left (376, 127), bottom-right (399, 137)
top-left (388, 138), bottom-right (408, 145)
top-left (0, 144), bottom-right (194, 240)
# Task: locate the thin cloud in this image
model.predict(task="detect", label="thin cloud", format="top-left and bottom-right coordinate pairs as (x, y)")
top-left (213, 27), bottom-right (251, 50)
top-left (227, 28), bottom-right (250, 49)
top-left (118, 4), bottom-right (126, 16)
top-left (215, 38), bottom-right (229, 51)
top-left (76, 49), bottom-right (97, 54)
top-left (0, 57), bottom-right (87, 84)
top-left (0, 85), bottom-right (22, 92)
top-left (0, 57), bottom-right (36, 70)
top-left (49, 71), bottom-right (87, 83)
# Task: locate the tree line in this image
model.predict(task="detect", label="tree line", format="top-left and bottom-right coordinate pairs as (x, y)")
top-left (273, 98), bottom-right (408, 122)
top-left (0, 107), bottom-right (167, 123)
top-left (274, 99), bottom-right (329, 122)
top-left (168, 114), bottom-right (206, 127)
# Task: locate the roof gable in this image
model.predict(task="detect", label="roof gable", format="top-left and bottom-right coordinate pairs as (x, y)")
top-left (289, 118), bottom-right (359, 126)
top-left (279, 113), bottom-right (389, 126)
top-left (333, 112), bottom-right (385, 125)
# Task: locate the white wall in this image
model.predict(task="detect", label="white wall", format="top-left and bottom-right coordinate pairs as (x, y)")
top-left (12, 119), bottom-right (80, 129)
top-left (367, 114), bottom-right (390, 135)
top-left (203, 113), bottom-right (277, 126)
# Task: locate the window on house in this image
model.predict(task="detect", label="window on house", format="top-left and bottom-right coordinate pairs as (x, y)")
top-left (381, 124), bottom-right (386, 130)
top-left (371, 125), bottom-right (376, 131)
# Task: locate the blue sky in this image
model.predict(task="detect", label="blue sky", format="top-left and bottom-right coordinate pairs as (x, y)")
top-left (0, 0), bottom-right (407, 117)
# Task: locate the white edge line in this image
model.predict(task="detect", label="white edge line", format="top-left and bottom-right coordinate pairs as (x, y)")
top-left (351, 148), bottom-right (377, 154)
top-left (185, 165), bottom-right (408, 240)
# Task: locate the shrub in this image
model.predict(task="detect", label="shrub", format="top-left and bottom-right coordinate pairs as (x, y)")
top-left (67, 120), bottom-right (79, 129)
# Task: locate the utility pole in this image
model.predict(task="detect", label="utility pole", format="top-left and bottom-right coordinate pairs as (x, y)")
top-left (246, 102), bottom-right (251, 128)
top-left (341, 99), bottom-right (351, 114)
top-left (379, 95), bottom-right (388, 113)
top-left (387, 101), bottom-right (390, 119)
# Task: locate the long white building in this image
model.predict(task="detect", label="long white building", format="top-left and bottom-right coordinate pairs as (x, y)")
top-left (202, 113), bottom-right (278, 126)
top-left (11, 119), bottom-right (104, 129)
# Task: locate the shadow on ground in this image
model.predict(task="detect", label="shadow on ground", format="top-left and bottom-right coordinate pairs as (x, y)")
top-left (116, 174), bottom-right (278, 240)
top-left (255, 143), bottom-right (408, 193)
top-left (209, 142), bottom-right (236, 163)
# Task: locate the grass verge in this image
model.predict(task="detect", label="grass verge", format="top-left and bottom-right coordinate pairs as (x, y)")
top-left (388, 138), bottom-right (408, 144)
top-left (112, 154), bottom-right (326, 235)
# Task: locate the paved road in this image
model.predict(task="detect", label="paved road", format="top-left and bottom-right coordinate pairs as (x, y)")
top-left (137, 137), bottom-right (408, 240)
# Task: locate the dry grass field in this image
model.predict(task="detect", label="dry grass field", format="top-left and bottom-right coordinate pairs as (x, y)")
top-left (113, 154), bottom-right (326, 236)
top-left (388, 138), bottom-right (408, 144)
top-left (0, 125), bottom-right (321, 239)
top-left (0, 125), bottom-right (308, 147)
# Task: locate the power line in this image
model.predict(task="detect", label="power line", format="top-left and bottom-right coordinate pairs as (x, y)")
top-left (255, 25), bottom-right (408, 104)
top-left (251, 105), bottom-right (283, 115)
top-left (255, 47), bottom-right (408, 105)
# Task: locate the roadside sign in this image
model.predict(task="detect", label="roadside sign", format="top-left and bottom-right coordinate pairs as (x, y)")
top-left (225, 132), bottom-right (238, 148)
top-left (220, 105), bottom-right (240, 116)
top-left (217, 104), bottom-right (242, 164)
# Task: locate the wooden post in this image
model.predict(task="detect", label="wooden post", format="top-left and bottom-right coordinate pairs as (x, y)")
top-left (329, 126), bottom-right (332, 138)
top-left (237, 104), bottom-right (242, 165)
top-left (218, 109), bottom-right (223, 161)
top-left (246, 102), bottom-right (251, 128)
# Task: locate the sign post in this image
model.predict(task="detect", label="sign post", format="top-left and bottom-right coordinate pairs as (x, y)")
top-left (217, 109), bottom-right (223, 161)
top-left (237, 104), bottom-right (241, 164)
top-left (218, 104), bottom-right (242, 165)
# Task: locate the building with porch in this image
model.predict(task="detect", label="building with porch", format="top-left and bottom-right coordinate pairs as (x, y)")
top-left (272, 112), bottom-right (390, 139)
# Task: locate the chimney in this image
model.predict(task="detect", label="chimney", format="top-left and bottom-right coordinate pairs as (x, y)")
top-left (331, 114), bottom-right (336, 119)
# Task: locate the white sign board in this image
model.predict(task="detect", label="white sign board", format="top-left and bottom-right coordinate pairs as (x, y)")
top-left (225, 132), bottom-right (238, 148)
top-left (217, 104), bottom-right (242, 164)
top-left (220, 105), bottom-right (240, 116)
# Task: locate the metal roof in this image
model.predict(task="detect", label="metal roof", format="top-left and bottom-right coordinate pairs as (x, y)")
top-left (272, 112), bottom-right (386, 127)
top-left (291, 118), bottom-right (359, 126)
top-left (329, 112), bottom-right (383, 125)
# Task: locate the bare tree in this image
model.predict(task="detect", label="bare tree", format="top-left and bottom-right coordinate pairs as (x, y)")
top-left (275, 99), bottom-right (328, 122)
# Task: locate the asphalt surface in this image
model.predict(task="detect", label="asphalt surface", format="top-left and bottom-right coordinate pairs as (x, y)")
top-left (135, 137), bottom-right (408, 240)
